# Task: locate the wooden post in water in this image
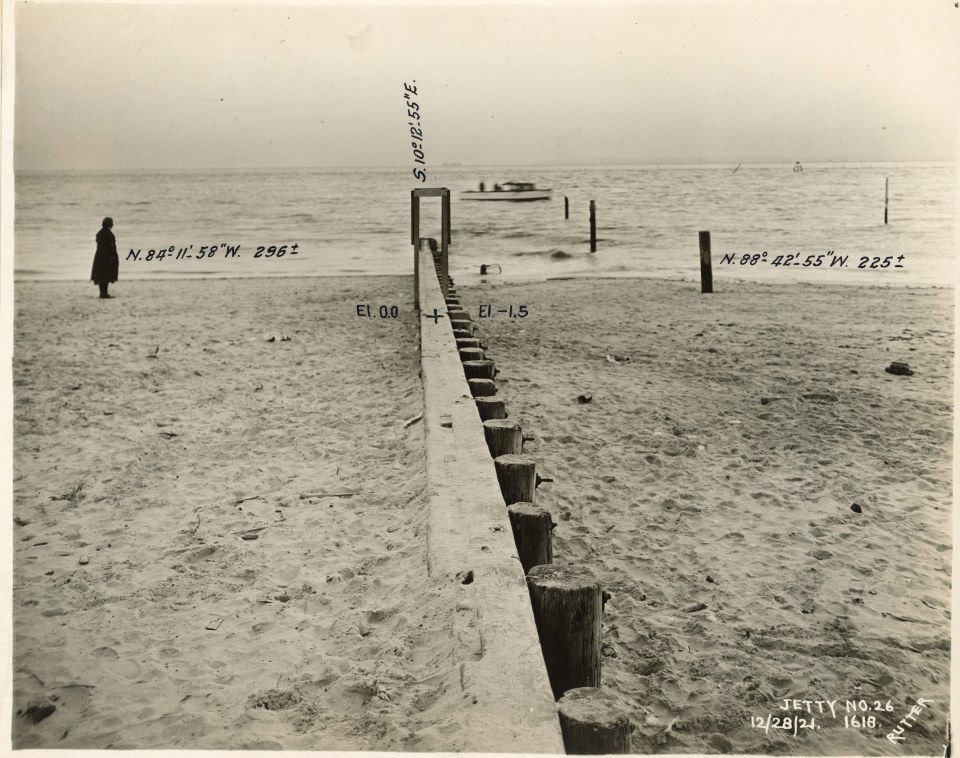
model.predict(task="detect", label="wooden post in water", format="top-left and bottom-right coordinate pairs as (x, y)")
top-left (558, 688), bottom-right (634, 754)
top-left (589, 201), bottom-right (597, 253)
top-left (476, 397), bottom-right (507, 421)
top-left (699, 231), bottom-right (713, 294)
top-left (494, 454), bottom-right (536, 504)
top-left (507, 502), bottom-right (553, 573)
top-left (483, 419), bottom-right (523, 457)
top-left (527, 564), bottom-right (602, 700)
top-left (564, 196), bottom-right (569, 219)
top-left (884, 177), bottom-right (889, 224)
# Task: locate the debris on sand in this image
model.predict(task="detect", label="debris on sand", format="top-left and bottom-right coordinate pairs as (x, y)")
top-left (248, 688), bottom-right (301, 710)
top-left (19, 702), bottom-right (57, 724)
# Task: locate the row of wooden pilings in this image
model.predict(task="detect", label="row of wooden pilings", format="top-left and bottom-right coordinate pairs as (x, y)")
top-left (427, 242), bottom-right (634, 755)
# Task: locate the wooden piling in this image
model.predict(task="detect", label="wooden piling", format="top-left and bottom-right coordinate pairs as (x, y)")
top-left (453, 328), bottom-right (473, 340)
top-left (456, 337), bottom-right (481, 350)
top-left (558, 688), bottom-right (634, 754)
top-left (451, 319), bottom-right (474, 335)
top-left (483, 419), bottom-right (522, 457)
top-left (464, 359), bottom-right (497, 381)
top-left (448, 310), bottom-right (470, 323)
top-left (494, 454), bottom-right (536, 505)
top-left (885, 177), bottom-right (889, 224)
top-left (589, 200), bottom-right (596, 253)
top-left (699, 231), bottom-right (713, 294)
top-left (458, 347), bottom-right (485, 363)
top-left (526, 564), bottom-right (602, 699)
top-left (468, 378), bottom-right (497, 398)
top-left (476, 397), bottom-right (507, 421)
top-left (507, 502), bottom-right (553, 573)
top-left (564, 196), bottom-right (569, 219)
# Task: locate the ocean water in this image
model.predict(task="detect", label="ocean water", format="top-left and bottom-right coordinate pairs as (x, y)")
top-left (13, 163), bottom-right (956, 287)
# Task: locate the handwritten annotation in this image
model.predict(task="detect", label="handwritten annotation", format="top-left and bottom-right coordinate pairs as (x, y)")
top-left (749, 697), bottom-right (935, 743)
top-left (356, 304), bottom-right (400, 319)
top-left (478, 305), bottom-right (529, 319)
top-left (719, 251), bottom-right (907, 270)
top-left (127, 244), bottom-right (299, 262)
top-left (405, 82), bottom-right (427, 183)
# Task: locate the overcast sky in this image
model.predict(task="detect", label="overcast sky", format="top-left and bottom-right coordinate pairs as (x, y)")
top-left (11, 0), bottom-right (960, 170)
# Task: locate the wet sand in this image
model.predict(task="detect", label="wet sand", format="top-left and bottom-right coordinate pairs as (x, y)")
top-left (458, 276), bottom-right (952, 755)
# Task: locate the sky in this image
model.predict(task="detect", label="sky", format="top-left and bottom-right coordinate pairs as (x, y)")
top-left (9, 0), bottom-right (960, 170)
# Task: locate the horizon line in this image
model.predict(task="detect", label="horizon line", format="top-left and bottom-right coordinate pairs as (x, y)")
top-left (14, 158), bottom-right (956, 172)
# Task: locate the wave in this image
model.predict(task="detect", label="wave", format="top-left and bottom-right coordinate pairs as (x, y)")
top-left (509, 248), bottom-right (574, 259)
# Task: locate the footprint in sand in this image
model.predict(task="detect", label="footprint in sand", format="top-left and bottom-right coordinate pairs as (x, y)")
top-left (184, 546), bottom-right (218, 563)
top-left (769, 676), bottom-right (793, 696)
top-left (104, 657), bottom-right (142, 680)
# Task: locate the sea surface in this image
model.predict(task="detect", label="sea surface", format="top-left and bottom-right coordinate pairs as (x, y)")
top-left (13, 163), bottom-right (956, 287)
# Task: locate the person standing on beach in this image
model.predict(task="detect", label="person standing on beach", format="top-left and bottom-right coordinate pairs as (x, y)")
top-left (91, 217), bottom-right (119, 298)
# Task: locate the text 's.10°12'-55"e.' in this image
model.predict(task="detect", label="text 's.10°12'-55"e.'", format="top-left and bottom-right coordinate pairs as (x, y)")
top-left (405, 82), bottom-right (427, 183)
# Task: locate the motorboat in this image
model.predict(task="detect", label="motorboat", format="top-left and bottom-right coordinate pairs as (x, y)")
top-left (461, 181), bottom-right (552, 202)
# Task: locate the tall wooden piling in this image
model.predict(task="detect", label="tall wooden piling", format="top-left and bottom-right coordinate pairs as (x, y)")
top-left (589, 201), bottom-right (596, 253)
top-left (564, 196), bottom-right (569, 219)
top-left (476, 397), bottom-right (507, 421)
top-left (440, 191), bottom-right (451, 298)
top-left (507, 502), bottom-right (553, 574)
top-left (699, 231), bottom-right (713, 294)
top-left (885, 177), bottom-right (889, 224)
top-left (527, 564), bottom-right (602, 700)
top-left (483, 419), bottom-right (523, 457)
top-left (494, 454), bottom-right (536, 505)
top-left (558, 688), bottom-right (634, 754)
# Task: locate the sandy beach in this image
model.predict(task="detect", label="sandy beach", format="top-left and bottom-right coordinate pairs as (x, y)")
top-left (459, 276), bottom-right (952, 755)
top-left (11, 276), bottom-right (484, 750)
top-left (10, 273), bottom-right (953, 754)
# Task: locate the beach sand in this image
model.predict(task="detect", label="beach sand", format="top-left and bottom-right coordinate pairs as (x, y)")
top-left (459, 276), bottom-right (952, 755)
top-left (11, 276), bottom-right (486, 750)
top-left (10, 273), bottom-right (953, 754)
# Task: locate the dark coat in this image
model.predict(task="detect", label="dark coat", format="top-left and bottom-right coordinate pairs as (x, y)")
top-left (91, 227), bottom-right (119, 284)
